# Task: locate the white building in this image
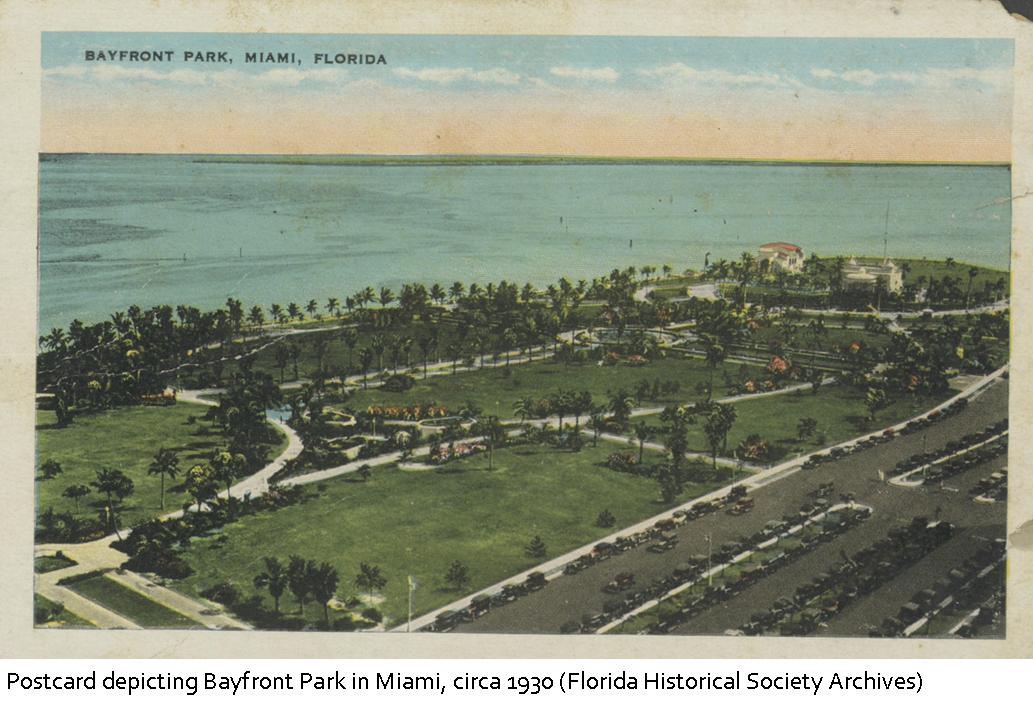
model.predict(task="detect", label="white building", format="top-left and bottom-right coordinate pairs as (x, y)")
top-left (758, 243), bottom-right (804, 273)
top-left (841, 257), bottom-right (903, 293)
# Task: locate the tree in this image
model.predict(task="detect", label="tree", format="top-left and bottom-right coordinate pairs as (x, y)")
top-left (253, 556), bottom-right (289, 615)
top-left (656, 464), bottom-right (683, 504)
top-left (311, 562), bottom-right (340, 624)
top-left (513, 395), bottom-right (536, 423)
top-left (92, 467), bottom-right (134, 540)
top-left (703, 403), bottom-right (738, 470)
top-left (358, 347), bottom-right (374, 388)
top-left (526, 535), bottom-right (547, 558)
top-left (607, 389), bottom-right (635, 426)
top-left (312, 335), bottom-right (332, 375)
top-left (589, 412), bottom-right (606, 447)
top-left (38, 459), bottom-right (62, 481)
top-left (358, 463), bottom-right (373, 482)
top-left (147, 447), bottom-right (180, 510)
top-left (62, 484), bottom-right (91, 513)
top-left (445, 560), bottom-right (470, 591)
top-left (700, 335), bottom-right (727, 400)
top-left (340, 328), bottom-right (359, 372)
top-left (288, 555), bottom-right (316, 615)
top-left (326, 297), bottom-right (340, 317)
top-left (665, 421), bottom-right (689, 473)
top-left (596, 509), bottom-right (616, 528)
top-left (633, 421), bottom-right (652, 464)
top-left (210, 449), bottom-right (247, 504)
top-left (472, 416), bottom-right (507, 470)
top-left (865, 385), bottom-right (890, 423)
top-left (797, 417), bottom-right (819, 441)
top-left (274, 342), bottom-right (290, 384)
top-left (185, 463), bottom-right (219, 513)
top-left (248, 305), bottom-right (265, 328)
top-left (356, 563), bottom-right (386, 603)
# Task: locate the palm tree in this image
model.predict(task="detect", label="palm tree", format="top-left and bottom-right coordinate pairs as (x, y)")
top-left (430, 283), bottom-right (447, 305)
top-left (449, 281), bottom-right (466, 302)
top-left (358, 348), bottom-right (374, 388)
top-left (306, 299), bottom-right (319, 320)
top-left (274, 342), bottom-right (290, 383)
top-left (312, 562), bottom-right (340, 624)
top-left (607, 389), bottom-right (636, 426)
top-left (703, 403), bottom-right (738, 470)
top-left (326, 297), bottom-right (340, 317)
top-left (633, 421), bottom-right (651, 463)
top-left (254, 557), bottom-right (289, 615)
top-left (370, 334), bottom-right (387, 372)
top-left (513, 395), bottom-right (536, 423)
top-left (287, 302), bottom-right (302, 322)
top-left (340, 328), bottom-right (358, 371)
top-left (147, 448), bottom-right (180, 510)
top-left (270, 303), bottom-right (284, 324)
top-left (248, 305), bottom-right (265, 328)
top-left (287, 555), bottom-right (316, 615)
top-left (378, 287), bottom-right (395, 309)
top-left (966, 266), bottom-right (979, 308)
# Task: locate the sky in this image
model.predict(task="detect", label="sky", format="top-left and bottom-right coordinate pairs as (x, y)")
top-left (41, 33), bottom-right (1013, 162)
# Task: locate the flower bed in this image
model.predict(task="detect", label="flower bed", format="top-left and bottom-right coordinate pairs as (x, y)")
top-left (430, 441), bottom-right (488, 465)
top-left (368, 404), bottom-right (451, 422)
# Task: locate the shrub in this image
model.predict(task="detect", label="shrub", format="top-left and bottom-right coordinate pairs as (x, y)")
top-left (333, 616), bottom-right (357, 632)
top-left (361, 607), bottom-right (383, 624)
top-left (596, 509), bottom-right (617, 528)
top-left (200, 582), bottom-right (240, 606)
top-left (607, 450), bottom-right (638, 473)
top-left (381, 373), bottom-right (416, 392)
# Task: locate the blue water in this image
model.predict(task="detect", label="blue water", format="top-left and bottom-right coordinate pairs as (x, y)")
top-left (38, 155), bottom-right (1011, 334)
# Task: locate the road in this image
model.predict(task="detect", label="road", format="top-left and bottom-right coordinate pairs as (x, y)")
top-left (451, 378), bottom-right (1007, 635)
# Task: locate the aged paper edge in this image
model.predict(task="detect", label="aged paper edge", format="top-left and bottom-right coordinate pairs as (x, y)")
top-left (1, 0), bottom-right (1031, 659)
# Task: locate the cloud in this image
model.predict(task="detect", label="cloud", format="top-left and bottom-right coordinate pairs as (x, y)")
top-left (549, 66), bottom-right (619, 83)
top-left (392, 67), bottom-right (521, 85)
top-left (810, 66), bottom-right (1008, 91)
top-left (42, 64), bottom-right (353, 89)
top-left (638, 63), bottom-right (786, 87)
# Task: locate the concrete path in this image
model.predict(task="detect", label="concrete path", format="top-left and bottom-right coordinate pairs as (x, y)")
top-left (109, 569), bottom-right (249, 629)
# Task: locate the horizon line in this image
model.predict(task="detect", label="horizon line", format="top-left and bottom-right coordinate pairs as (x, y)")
top-left (38, 153), bottom-right (1012, 168)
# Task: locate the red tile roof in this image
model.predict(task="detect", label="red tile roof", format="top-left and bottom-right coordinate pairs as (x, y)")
top-left (760, 242), bottom-right (803, 253)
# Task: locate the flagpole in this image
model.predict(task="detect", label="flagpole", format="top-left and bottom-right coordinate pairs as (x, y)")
top-left (407, 575), bottom-right (415, 633)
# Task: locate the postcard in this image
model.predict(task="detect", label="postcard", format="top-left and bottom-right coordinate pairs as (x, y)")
top-left (1, 0), bottom-right (1030, 658)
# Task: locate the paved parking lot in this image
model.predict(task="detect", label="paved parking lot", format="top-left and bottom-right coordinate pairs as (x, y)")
top-left (455, 379), bottom-right (1008, 635)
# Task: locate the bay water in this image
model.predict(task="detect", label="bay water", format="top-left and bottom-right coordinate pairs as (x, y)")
top-left (38, 155), bottom-right (1011, 334)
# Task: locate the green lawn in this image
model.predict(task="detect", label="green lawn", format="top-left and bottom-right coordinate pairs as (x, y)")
top-left (337, 355), bottom-right (765, 419)
top-left (35, 554), bottom-right (77, 574)
top-left (69, 574), bottom-right (202, 628)
top-left (172, 439), bottom-right (733, 627)
top-left (36, 402), bottom-right (288, 528)
top-left (34, 593), bottom-right (93, 627)
top-left (636, 384), bottom-right (948, 462)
